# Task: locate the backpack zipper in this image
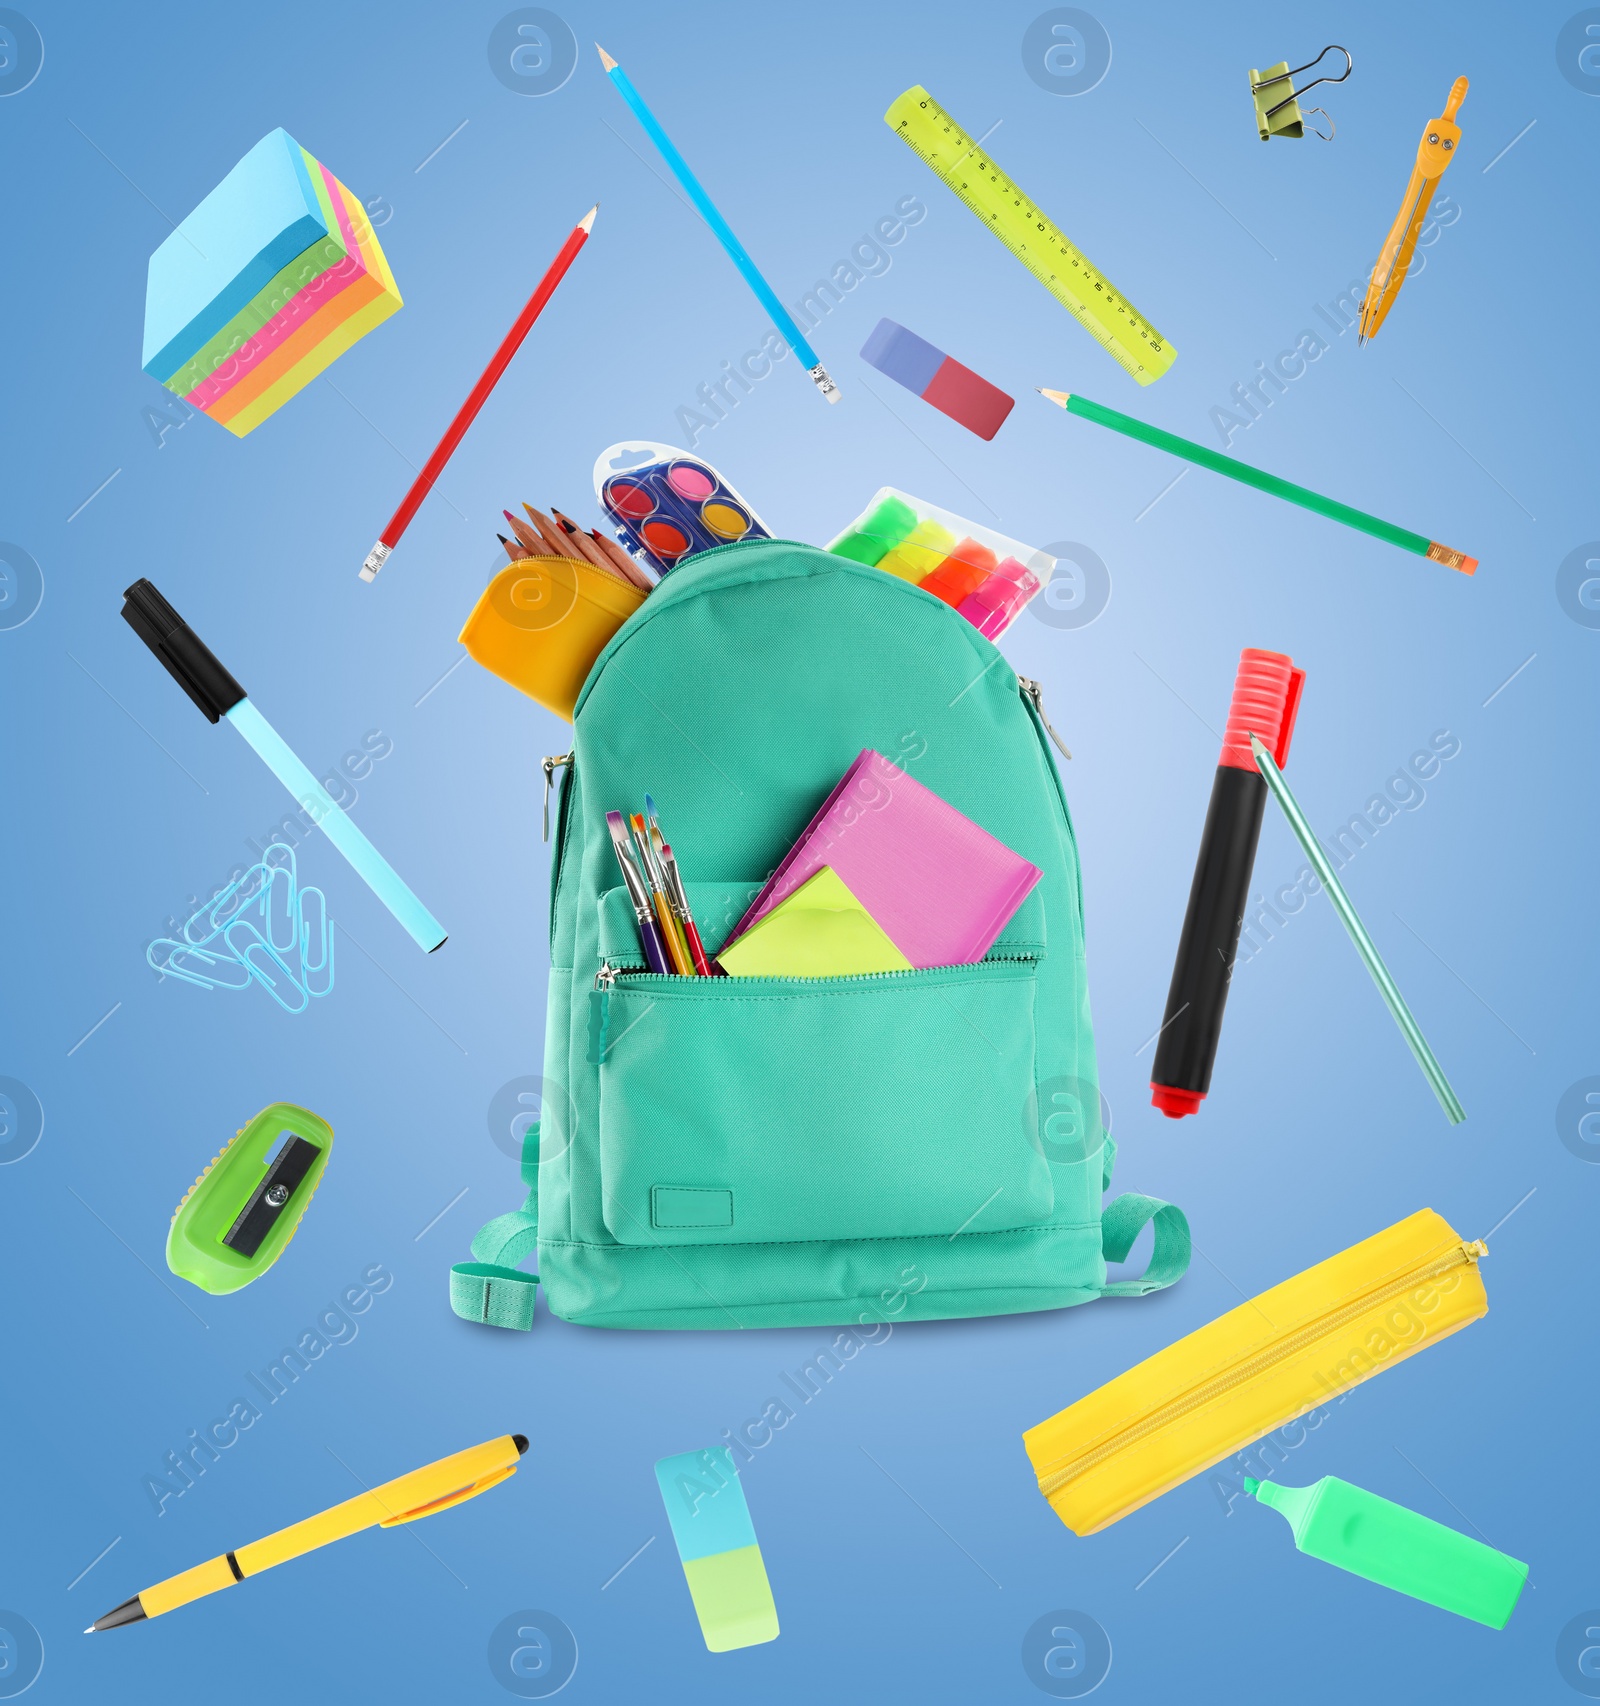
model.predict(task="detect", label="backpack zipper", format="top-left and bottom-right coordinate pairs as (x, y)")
top-left (1018, 678), bottom-right (1072, 760)
top-left (1034, 1239), bottom-right (1488, 1499)
top-left (593, 951), bottom-right (1039, 992)
top-left (542, 753), bottom-right (572, 842)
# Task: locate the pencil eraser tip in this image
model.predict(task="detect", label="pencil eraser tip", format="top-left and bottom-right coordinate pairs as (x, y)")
top-left (807, 364), bottom-right (841, 403)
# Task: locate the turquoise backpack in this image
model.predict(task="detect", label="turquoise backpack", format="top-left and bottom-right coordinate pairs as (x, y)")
top-left (451, 538), bottom-right (1190, 1330)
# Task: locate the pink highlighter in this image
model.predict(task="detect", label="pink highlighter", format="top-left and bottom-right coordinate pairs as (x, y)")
top-left (958, 559), bottom-right (1043, 638)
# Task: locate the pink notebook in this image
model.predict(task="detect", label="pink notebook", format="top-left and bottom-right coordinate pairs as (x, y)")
top-left (725, 749), bottom-right (1042, 969)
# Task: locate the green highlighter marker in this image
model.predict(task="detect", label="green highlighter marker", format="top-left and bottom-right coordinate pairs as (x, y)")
top-left (1244, 1476), bottom-right (1527, 1629)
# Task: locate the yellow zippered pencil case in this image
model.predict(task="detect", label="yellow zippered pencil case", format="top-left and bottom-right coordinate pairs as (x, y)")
top-left (460, 555), bottom-right (646, 722)
top-left (1023, 1208), bottom-right (1488, 1535)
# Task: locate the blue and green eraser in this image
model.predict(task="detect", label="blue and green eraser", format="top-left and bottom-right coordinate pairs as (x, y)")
top-left (654, 1447), bottom-right (779, 1651)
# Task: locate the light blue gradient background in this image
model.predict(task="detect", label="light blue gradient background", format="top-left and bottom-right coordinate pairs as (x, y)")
top-left (1, 2), bottom-right (1595, 1701)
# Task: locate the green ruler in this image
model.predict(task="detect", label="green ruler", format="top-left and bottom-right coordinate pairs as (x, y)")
top-left (885, 86), bottom-right (1176, 386)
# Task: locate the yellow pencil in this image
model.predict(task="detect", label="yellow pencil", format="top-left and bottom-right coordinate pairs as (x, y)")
top-left (87, 1433), bottom-right (526, 1630)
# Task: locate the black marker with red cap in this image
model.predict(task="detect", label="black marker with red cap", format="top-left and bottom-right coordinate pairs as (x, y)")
top-left (1151, 648), bottom-right (1306, 1119)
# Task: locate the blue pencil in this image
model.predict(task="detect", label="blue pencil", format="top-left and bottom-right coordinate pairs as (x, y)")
top-left (596, 43), bottom-right (840, 405)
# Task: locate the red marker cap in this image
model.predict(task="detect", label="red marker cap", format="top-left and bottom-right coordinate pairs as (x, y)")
top-left (1218, 648), bottom-right (1305, 773)
top-left (1150, 1084), bottom-right (1203, 1118)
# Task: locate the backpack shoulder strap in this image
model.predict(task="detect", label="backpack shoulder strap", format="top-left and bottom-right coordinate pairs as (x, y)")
top-left (449, 1123), bottom-right (541, 1330)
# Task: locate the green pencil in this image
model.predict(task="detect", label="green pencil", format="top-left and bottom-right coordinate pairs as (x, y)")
top-left (1037, 389), bottom-right (1476, 575)
top-left (1248, 734), bottom-right (1465, 1126)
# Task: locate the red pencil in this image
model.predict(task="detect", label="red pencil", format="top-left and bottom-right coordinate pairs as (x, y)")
top-left (359, 205), bottom-right (597, 582)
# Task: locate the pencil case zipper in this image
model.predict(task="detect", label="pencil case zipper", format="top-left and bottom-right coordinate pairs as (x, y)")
top-left (1034, 1235), bottom-right (1487, 1502)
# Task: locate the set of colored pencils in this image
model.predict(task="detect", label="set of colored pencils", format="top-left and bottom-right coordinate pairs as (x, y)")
top-left (499, 502), bottom-right (654, 591)
top-left (604, 798), bottom-right (713, 976)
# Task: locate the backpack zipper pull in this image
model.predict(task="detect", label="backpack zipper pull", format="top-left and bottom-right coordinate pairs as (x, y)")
top-left (542, 752), bottom-right (571, 842)
top-left (1019, 678), bottom-right (1073, 760)
top-left (594, 962), bottom-right (617, 990)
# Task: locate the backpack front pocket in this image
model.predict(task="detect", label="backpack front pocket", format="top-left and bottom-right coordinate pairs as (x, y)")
top-left (595, 955), bottom-right (1053, 1246)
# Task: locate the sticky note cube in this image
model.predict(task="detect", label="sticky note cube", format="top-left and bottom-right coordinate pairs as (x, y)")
top-left (655, 1448), bottom-right (779, 1652)
top-left (860, 318), bottom-right (1014, 440)
top-left (142, 129), bottom-right (401, 437)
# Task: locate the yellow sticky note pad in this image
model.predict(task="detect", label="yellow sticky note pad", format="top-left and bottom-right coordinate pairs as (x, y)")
top-left (716, 867), bottom-right (911, 978)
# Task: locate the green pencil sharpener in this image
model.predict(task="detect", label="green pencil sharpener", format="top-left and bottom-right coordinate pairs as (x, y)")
top-left (167, 1103), bottom-right (333, 1293)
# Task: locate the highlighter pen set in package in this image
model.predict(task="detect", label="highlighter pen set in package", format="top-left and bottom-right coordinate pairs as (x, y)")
top-left (827, 488), bottom-right (1050, 638)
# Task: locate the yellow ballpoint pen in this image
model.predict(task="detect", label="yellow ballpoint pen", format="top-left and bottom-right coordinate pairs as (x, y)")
top-left (1359, 76), bottom-right (1467, 343)
top-left (87, 1433), bottom-right (526, 1631)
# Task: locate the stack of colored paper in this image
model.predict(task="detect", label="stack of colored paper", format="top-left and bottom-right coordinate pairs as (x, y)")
top-left (142, 129), bottom-right (401, 438)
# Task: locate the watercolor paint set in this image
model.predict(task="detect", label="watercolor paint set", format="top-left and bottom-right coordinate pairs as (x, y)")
top-left (594, 441), bottom-right (771, 577)
top-left (827, 488), bottom-right (1052, 638)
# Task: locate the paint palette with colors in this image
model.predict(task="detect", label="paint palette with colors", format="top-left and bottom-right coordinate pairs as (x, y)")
top-left (594, 441), bottom-right (771, 578)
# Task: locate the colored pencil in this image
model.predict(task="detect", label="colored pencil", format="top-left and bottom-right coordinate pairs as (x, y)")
top-left (503, 510), bottom-right (546, 555)
top-left (498, 532), bottom-right (533, 561)
top-left (550, 512), bottom-right (635, 588)
top-left (360, 205), bottom-right (597, 581)
top-left (591, 528), bottom-right (653, 589)
top-left (1037, 388), bottom-right (1477, 574)
top-left (596, 44), bottom-right (839, 406)
top-left (553, 509), bottom-right (647, 588)
top-left (1248, 735), bottom-right (1464, 1125)
top-left (551, 509), bottom-right (612, 571)
top-left (521, 504), bottom-right (574, 558)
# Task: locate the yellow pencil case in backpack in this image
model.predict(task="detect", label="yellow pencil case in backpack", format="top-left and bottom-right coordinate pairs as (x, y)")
top-left (460, 555), bottom-right (647, 722)
top-left (1023, 1208), bottom-right (1488, 1535)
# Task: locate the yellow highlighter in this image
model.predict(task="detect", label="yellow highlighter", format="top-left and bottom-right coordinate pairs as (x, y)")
top-left (877, 517), bottom-right (956, 584)
top-left (87, 1433), bottom-right (526, 1630)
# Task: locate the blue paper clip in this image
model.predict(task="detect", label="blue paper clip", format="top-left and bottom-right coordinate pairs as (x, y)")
top-left (261, 861), bottom-right (301, 956)
top-left (147, 937), bottom-right (256, 991)
top-left (181, 860), bottom-right (272, 948)
top-left (154, 843), bottom-right (332, 1011)
top-left (297, 886), bottom-right (335, 999)
top-left (224, 918), bottom-right (310, 1015)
